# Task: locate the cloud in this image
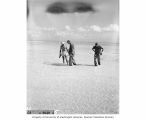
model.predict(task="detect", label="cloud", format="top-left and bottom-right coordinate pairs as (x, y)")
top-left (56, 31), bottom-right (66, 37)
top-left (89, 24), bottom-right (119, 32)
top-left (90, 25), bottom-right (101, 32)
top-left (103, 24), bottom-right (119, 32)
top-left (28, 24), bottom-right (119, 41)
top-left (65, 25), bottom-right (71, 31)
top-left (77, 27), bottom-right (87, 32)
top-left (46, 1), bottom-right (96, 14)
top-left (56, 30), bottom-right (85, 39)
top-left (47, 27), bottom-right (56, 31)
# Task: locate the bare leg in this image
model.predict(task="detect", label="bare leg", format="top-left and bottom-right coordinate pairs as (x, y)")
top-left (65, 56), bottom-right (68, 65)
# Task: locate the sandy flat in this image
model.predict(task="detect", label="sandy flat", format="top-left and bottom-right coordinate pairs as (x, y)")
top-left (27, 41), bottom-right (119, 114)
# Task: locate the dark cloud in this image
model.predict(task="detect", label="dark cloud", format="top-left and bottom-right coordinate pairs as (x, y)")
top-left (74, 2), bottom-right (95, 13)
top-left (46, 1), bottom-right (96, 14)
top-left (46, 2), bottom-right (68, 14)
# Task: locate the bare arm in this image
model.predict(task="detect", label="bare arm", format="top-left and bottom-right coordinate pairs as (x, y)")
top-left (101, 47), bottom-right (104, 52)
top-left (92, 47), bottom-right (95, 52)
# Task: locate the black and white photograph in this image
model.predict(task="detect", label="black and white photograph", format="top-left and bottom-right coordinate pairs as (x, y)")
top-left (2, 0), bottom-right (146, 120)
top-left (27, 0), bottom-right (119, 114)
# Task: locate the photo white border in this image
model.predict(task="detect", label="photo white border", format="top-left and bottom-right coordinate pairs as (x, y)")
top-left (0, 0), bottom-right (146, 120)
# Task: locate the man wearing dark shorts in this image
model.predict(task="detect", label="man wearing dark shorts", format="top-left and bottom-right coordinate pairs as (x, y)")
top-left (67, 40), bottom-right (76, 66)
top-left (92, 43), bottom-right (104, 66)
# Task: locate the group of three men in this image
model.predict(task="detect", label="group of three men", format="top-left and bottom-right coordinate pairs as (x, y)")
top-left (59, 40), bottom-right (104, 66)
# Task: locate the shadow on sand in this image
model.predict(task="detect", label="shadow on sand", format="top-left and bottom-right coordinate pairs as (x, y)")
top-left (43, 62), bottom-right (94, 67)
top-left (51, 63), bottom-right (68, 66)
top-left (43, 62), bottom-right (68, 66)
top-left (77, 64), bottom-right (94, 67)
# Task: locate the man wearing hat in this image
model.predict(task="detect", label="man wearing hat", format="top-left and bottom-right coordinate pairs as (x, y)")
top-left (92, 42), bottom-right (104, 66)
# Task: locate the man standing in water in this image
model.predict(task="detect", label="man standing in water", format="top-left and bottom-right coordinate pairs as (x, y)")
top-left (67, 40), bottom-right (76, 66)
top-left (92, 42), bottom-right (104, 66)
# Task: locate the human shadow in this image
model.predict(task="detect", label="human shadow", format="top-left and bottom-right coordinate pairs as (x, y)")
top-left (77, 64), bottom-right (94, 67)
top-left (51, 63), bottom-right (68, 66)
top-left (51, 63), bottom-right (94, 67)
top-left (43, 62), bottom-right (68, 66)
top-left (43, 62), bottom-right (94, 67)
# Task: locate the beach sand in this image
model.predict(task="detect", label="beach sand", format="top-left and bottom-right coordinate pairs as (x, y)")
top-left (27, 40), bottom-right (119, 114)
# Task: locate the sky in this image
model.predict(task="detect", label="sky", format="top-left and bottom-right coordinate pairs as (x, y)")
top-left (27, 0), bottom-right (119, 43)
